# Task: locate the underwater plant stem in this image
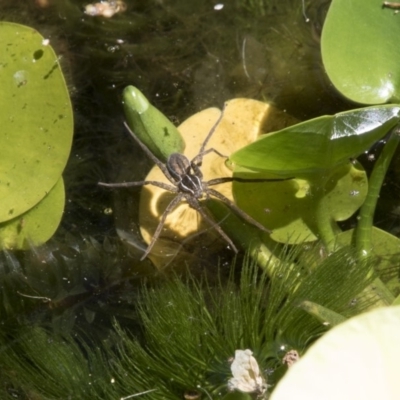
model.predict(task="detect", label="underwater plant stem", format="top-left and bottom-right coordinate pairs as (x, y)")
top-left (356, 127), bottom-right (400, 258)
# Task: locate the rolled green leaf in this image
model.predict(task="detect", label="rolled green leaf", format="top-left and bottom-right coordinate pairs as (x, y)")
top-left (123, 86), bottom-right (185, 162)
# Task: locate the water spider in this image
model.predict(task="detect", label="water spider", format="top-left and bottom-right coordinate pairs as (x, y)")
top-left (99, 107), bottom-right (282, 260)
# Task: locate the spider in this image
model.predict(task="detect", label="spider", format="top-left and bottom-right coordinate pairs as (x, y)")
top-left (99, 108), bottom-right (282, 260)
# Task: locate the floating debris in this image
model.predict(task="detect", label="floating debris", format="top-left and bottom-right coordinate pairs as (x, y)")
top-left (228, 349), bottom-right (267, 397)
top-left (84, 1), bottom-right (127, 18)
top-left (282, 350), bottom-right (300, 368)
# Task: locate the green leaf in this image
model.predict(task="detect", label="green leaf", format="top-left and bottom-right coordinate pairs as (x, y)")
top-left (232, 161), bottom-right (367, 244)
top-left (0, 22), bottom-right (73, 222)
top-left (230, 106), bottom-right (400, 176)
top-left (0, 177), bottom-right (65, 249)
top-left (270, 306), bottom-right (400, 400)
top-left (123, 85), bottom-right (185, 162)
top-left (321, 0), bottom-right (400, 104)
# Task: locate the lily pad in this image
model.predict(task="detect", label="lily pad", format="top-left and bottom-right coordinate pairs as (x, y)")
top-left (321, 0), bottom-right (400, 104)
top-left (0, 177), bottom-right (65, 249)
top-left (0, 22), bottom-right (73, 222)
top-left (270, 306), bottom-right (400, 400)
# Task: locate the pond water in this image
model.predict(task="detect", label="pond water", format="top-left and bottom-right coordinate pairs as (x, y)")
top-left (0, 1), bottom-right (399, 399)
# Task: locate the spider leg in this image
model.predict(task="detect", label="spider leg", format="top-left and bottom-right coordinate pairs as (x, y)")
top-left (99, 180), bottom-right (178, 192)
top-left (206, 176), bottom-right (290, 186)
top-left (141, 193), bottom-right (184, 260)
top-left (195, 103), bottom-right (227, 165)
top-left (191, 147), bottom-right (228, 168)
top-left (185, 195), bottom-right (238, 253)
top-left (123, 121), bottom-right (177, 184)
top-left (207, 188), bottom-right (272, 234)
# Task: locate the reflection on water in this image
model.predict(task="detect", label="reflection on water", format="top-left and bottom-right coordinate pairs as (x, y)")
top-left (0, 1), bottom-right (398, 398)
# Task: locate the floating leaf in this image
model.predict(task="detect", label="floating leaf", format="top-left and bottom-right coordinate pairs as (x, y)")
top-left (0, 22), bottom-right (73, 222)
top-left (230, 106), bottom-right (400, 176)
top-left (321, 0), bottom-right (400, 104)
top-left (0, 177), bottom-right (64, 249)
top-left (270, 306), bottom-right (400, 400)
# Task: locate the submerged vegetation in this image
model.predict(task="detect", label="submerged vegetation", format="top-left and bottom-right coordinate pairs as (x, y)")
top-left (0, 247), bottom-right (378, 399)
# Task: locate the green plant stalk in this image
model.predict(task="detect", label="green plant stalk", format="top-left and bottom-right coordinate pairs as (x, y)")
top-left (309, 176), bottom-right (341, 252)
top-left (314, 200), bottom-right (339, 252)
top-left (356, 127), bottom-right (400, 258)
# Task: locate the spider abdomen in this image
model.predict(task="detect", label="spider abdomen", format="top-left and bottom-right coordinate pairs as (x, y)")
top-left (167, 153), bottom-right (191, 181)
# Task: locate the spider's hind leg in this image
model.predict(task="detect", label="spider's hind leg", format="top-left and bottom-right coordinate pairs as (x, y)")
top-left (185, 196), bottom-right (239, 253)
top-left (207, 188), bottom-right (272, 234)
top-left (140, 193), bottom-right (184, 260)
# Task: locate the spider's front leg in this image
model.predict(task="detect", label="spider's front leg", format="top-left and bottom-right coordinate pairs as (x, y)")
top-left (123, 122), bottom-right (178, 185)
top-left (190, 147), bottom-right (228, 176)
top-left (99, 180), bottom-right (178, 192)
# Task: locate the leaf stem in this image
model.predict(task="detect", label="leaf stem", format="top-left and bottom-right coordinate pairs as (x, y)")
top-left (310, 175), bottom-right (341, 252)
top-left (356, 126), bottom-right (400, 258)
